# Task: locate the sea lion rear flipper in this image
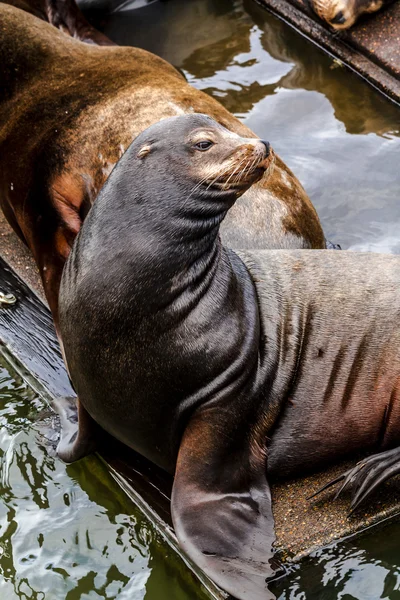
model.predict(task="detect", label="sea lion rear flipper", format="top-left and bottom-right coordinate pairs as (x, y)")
top-left (46, 0), bottom-right (115, 46)
top-left (310, 447), bottom-right (400, 512)
top-left (171, 410), bottom-right (278, 600)
top-left (53, 396), bottom-right (99, 463)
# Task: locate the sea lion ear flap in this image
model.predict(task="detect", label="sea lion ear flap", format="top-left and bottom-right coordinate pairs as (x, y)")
top-left (137, 144), bottom-right (152, 159)
top-left (171, 411), bottom-right (277, 600)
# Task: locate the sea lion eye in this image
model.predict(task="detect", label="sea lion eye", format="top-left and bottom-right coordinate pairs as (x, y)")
top-left (194, 140), bottom-right (214, 151)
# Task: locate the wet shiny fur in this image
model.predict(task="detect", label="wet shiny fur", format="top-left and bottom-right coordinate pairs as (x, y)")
top-left (59, 115), bottom-right (400, 600)
top-left (0, 1), bottom-right (325, 331)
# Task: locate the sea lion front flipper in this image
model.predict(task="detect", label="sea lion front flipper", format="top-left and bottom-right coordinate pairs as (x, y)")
top-left (171, 411), bottom-right (277, 600)
top-left (53, 396), bottom-right (99, 463)
top-left (311, 447), bottom-right (400, 512)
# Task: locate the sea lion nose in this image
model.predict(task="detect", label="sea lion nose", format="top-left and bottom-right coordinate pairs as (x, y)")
top-left (331, 10), bottom-right (346, 23)
top-left (261, 140), bottom-right (270, 157)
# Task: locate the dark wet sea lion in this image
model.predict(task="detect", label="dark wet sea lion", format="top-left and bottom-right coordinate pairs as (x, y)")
top-left (307, 0), bottom-right (394, 29)
top-left (0, 1), bottom-right (326, 331)
top-left (59, 114), bottom-right (400, 600)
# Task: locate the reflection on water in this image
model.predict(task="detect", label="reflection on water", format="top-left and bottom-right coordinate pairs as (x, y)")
top-left (0, 359), bottom-right (208, 600)
top-left (271, 521), bottom-right (400, 599)
top-left (93, 0), bottom-right (400, 252)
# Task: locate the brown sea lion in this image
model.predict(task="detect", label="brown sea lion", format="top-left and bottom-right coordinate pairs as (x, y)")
top-left (307, 0), bottom-right (394, 29)
top-left (59, 114), bottom-right (400, 600)
top-left (0, 1), bottom-right (326, 333)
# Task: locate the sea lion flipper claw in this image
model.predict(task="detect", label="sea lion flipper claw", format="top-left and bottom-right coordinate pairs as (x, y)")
top-left (347, 447), bottom-right (400, 512)
top-left (171, 411), bottom-right (278, 600)
top-left (310, 447), bottom-right (400, 511)
top-left (46, 0), bottom-right (115, 46)
top-left (53, 396), bottom-right (99, 463)
top-left (308, 472), bottom-right (349, 499)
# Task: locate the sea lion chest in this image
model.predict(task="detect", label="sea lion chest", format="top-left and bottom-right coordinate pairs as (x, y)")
top-left (60, 242), bottom-right (260, 473)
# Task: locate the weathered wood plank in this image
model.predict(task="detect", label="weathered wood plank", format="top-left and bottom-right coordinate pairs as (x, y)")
top-left (0, 256), bottom-right (73, 400)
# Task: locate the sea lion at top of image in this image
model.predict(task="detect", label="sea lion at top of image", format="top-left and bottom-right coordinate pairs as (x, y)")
top-left (59, 114), bottom-right (400, 600)
top-left (0, 0), bottom-right (326, 331)
top-left (308, 0), bottom-right (394, 29)
top-left (2, 0), bottom-right (113, 44)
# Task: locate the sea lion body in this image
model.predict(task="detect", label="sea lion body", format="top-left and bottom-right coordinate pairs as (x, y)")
top-left (0, 2), bottom-right (325, 326)
top-left (59, 115), bottom-right (400, 600)
top-left (240, 249), bottom-right (400, 477)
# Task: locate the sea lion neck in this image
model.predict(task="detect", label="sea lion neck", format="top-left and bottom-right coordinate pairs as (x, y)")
top-left (75, 116), bottom-right (249, 308)
top-left (77, 165), bottom-right (233, 309)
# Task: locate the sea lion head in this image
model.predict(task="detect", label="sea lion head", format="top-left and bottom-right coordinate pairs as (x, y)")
top-left (310, 0), bottom-right (383, 29)
top-left (129, 113), bottom-right (275, 220)
top-left (72, 114), bottom-right (275, 281)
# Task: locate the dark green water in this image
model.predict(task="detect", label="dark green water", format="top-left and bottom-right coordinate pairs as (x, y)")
top-left (0, 359), bottom-right (209, 600)
top-left (271, 523), bottom-right (400, 599)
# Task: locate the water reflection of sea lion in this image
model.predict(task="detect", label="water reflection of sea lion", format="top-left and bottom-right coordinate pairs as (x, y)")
top-left (0, 2), bottom-right (326, 331)
top-left (59, 115), bottom-right (400, 600)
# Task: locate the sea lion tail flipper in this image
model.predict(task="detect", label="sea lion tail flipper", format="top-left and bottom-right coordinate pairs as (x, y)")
top-left (171, 410), bottom-right (278, 600)
top-left (46, 0), bottom-right (115, 46)
top-left (310, 447), bottom-right (400, 512)
top-left (53, 396), bottom-right (99, 463)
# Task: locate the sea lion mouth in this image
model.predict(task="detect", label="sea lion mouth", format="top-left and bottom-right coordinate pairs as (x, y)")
top-left (205, 141), bottom-right (275, 193)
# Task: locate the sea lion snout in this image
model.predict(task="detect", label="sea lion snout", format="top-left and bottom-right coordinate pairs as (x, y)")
top-left (260, 140), bottom-right (271, 156)
top-left (331, 9), bottom-right (346, 23)
top-left (311, 0), bottom-right (384, 28)
top-left (195, 130), bottom-right (275, 192)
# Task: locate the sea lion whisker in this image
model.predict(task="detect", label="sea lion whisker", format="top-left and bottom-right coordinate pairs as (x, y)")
top-left (229, 155), bottom-right (253, 183)
top-left (186, 168), bottom-right (228, 201)
top-left (201, 160), bottom-right (244, 192)
top-left (243, 154), bottom-right (260, 181)
top-left (187, 175), bottom-right (212, 200)
top-left (232, 155), bottom-right (257, 186)
top-left (187, 162), bottom-right (238, 200)
top-left (211, 158), bottom-right (245, 185)
top-left (219, 156), bottom-right (250, 189)
top-left (220, 152), bottom-right (258, 190)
